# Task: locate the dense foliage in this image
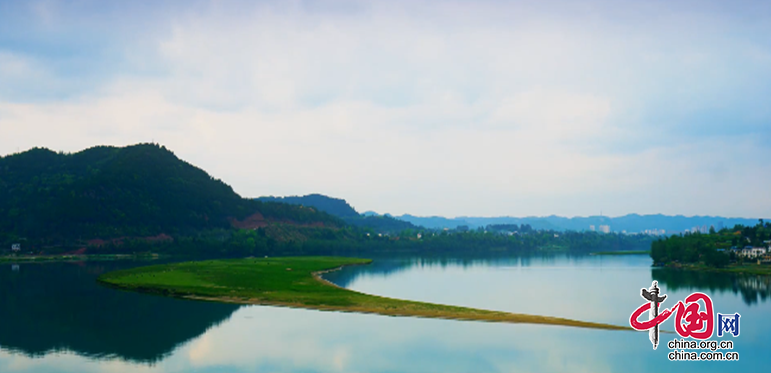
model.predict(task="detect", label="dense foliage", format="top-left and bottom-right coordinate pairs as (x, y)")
top-left (79, 224), bottom-right (654, 258)
top-left (0, 144), bottom-right (341, 245)
top-left (650, 221), bottom-right (771, 267)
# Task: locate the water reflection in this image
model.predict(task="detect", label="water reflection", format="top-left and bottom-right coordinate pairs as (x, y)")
top-left (326, 252), bottom-right (614, 289)
top-left (1, 254), bottom-right (769, 372)
top-left (0, 261), bottom-right (240, 363)
top-left (653, 268), bottom-right (771, 306)
top-left (329, 255), bottom-right (771, 308)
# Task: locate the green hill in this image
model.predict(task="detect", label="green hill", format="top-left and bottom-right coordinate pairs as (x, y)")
top-left (0, 144), bottom-right (341, 245)
top-left (259, 194), bottom-right (359, 218)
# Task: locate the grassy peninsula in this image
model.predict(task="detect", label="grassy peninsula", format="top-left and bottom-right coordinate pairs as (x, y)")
top-left (98, 257), bottom-right (627, 330)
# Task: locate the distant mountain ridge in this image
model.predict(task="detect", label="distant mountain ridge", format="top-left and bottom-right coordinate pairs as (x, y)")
top-left (257, 194), bottom-right (417, 232)
top-left (257, 194), bottom-right (763, 234)
top-left (382, 213), bottom-right (763, 233)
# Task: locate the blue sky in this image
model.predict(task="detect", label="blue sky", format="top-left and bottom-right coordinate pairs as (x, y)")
top-left (1, 0), bottom-right (769, 218)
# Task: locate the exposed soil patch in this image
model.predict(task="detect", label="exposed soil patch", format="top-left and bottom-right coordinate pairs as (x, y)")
top-left (229, 212), bottom-right (268, 229)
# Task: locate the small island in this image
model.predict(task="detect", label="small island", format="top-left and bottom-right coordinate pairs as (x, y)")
top-left (98, 256), bottom-right (628, 331)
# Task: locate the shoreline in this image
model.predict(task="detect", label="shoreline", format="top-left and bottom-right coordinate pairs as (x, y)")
top-left (661, 262), bottom-right (771, 276)
top-left (99, 257), bottom-right (630, 331)
top-left (307, 264), bottom-right (628, 328)
top-left (0, 253), bottom-right (161, 263)
top-left (179, 293), bottom-right (630, 329)
top-left (311, 262), bottom-right (374, 289)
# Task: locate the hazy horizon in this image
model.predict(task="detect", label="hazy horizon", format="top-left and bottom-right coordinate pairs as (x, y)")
top-left (2, 0), bottom-right (769, 218)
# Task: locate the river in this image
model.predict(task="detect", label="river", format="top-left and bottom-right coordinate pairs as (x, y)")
top-left (1, 253), bottom-right (769, 372)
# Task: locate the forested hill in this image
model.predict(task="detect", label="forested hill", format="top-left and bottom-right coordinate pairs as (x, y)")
top-left (258, 194), bottom-right (359, 218)
top-left (0, 144), bottom-right (341, 242)
top-left (257, 193), bottom-right (418, 232)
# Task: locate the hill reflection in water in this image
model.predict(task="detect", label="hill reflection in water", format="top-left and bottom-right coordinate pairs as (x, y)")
top-left (325, 253), bottom-right (771, 308)
top-left (653, 267), bottom-right (771, 306)
top-left (0, 261), bottom-right (240, 364)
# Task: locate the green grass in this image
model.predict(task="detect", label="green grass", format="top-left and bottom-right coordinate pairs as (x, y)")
top-left (590, 250), bottom-right (651, 256)
top-left (98, 256), bottom-right (628, 330)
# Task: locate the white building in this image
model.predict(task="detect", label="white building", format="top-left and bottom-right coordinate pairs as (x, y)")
top-left (11, 243), bottom-right (20, 252)
top-left (589, 225), bottom-right (596, 231)
top-left (599, 225), bottom-right (611, 234)
top-left (740, 247), bottom-right (767, 258)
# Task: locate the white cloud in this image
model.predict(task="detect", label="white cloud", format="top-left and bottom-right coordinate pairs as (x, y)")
top-left (0, 0), bottom-right (769, 217)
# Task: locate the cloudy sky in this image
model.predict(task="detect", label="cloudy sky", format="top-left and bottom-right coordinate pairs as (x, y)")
top-left (0, 0), bottom-right (769, 218)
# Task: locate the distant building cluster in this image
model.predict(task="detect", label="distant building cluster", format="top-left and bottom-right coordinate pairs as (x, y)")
top-left (730, 240), bottom-right (771, 260)
top-left (587, 220), bottom-right (728, 236)
top-left (643, 229), bottom-right (666, 236)
top-left (690, 225), bottom-right (711, 234)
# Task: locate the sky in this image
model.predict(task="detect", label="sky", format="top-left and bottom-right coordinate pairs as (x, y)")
top-left (0, 0), bottom-right (769, 218)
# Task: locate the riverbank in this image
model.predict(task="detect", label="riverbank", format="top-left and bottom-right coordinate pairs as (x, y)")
top-left (664, 262), bottom-right (771, 276)
top-left (0, 253), bottom-right (161, 263)
top-left (98, 257), bottom-right (629, 331)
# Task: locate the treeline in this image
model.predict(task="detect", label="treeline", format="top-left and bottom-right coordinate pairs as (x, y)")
top-left (67, 225), bottom-right (654, 258)
top-left (651, 221), bottom-right (771, 267)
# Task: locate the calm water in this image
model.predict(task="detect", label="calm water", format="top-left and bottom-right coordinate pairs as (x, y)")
top-left (1, 254), bottom-right (770, 372)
